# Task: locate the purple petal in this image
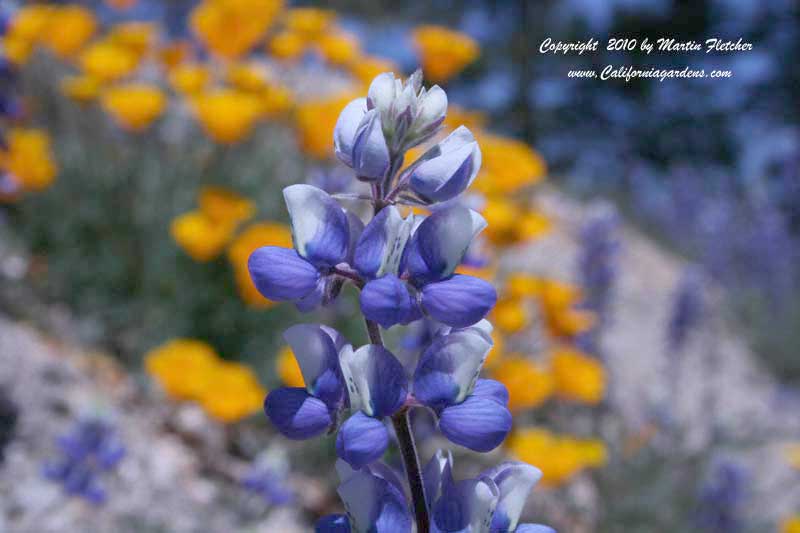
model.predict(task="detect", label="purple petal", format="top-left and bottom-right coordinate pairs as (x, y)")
top-left (404, 206), bottom-right (486, 284)
top-left (284, 184), bottom-right (350, 267)
top-left (409, 126), bottom-right (482, 202)
top-left (335, 412), bottom-right (390, 468)
top-left (352, 109), bottom-right (391, 180)
top-left (334, 98), bottom-right (367, 167)
top-left (422, 275), bottom-right (497, 328)
top-left (283, 324), bottom-right (345, 408)
top-left (360, 275), bottom-right (420, 329)
top-left (439, 395), bottom-right (512, 452)
top-left (248, 246), bottom-right (320, 301)
top-left (471, 379), bottom-right (510, 406)
top-left (264, 387), bottom-right (332, 440)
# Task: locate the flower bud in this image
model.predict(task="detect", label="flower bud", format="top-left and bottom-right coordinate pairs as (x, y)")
top-left (351, 109), bottom-right (391, 180)
top-left (334, 98), bottom-right (367, 167)
top-left (360, 275), bottom-right (421, 328)
top-left (409, 126), bottom-right (481, 202)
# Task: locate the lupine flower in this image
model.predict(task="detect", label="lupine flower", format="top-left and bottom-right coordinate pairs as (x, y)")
top-left (192, 89), bottom-right (264, 144)
top-left (666, 266), bottom-right (706, 352)
top-left (492, 356), bottom-right (554, 412)
top-left (249, 184), bottom-right (362, 311)
top-left (41, 5), bottom-right (97, 59)
top-left (241, 463), bottom-right (295, 506)
top-left (336, 344), bottom-right (407, 467)
top-left (424, 451), bottom-right (553, 533)
top-left (412, 25), bottom-right (479, 83)
top-left (413, 321), bottom-right (512, 452)
top-left (43, 417), bottom-right (126, 505)
top-left (227, 222), bottom-right (293, 308)
top-left (577, 205), bottom-right (620, 323)
top-left (507, 428), bottom-right (607, 487)
top-left (550, 347), bottom-right (606, 405)
top-left (101, 83), bottom-right (167, 132)
top-left (695, 460), bottom-right (748, 533)
top-left (317, 461), bottom-right (412, 533)
top-left (409, 126), bottom-right (482, 202)
top-left (359, 205), bottom-right (497, 329)
top-left (265, 324), bottom-right (350, 439)
top-left (190, 0), bottom-right (281, 60)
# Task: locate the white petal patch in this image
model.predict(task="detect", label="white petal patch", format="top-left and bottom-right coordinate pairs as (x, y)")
top-left (337, 344), bottom-right (362, 412)
top-left (483, 462), bottom-right (543, 531)
top-left (378, 207), bottom-right (414, 277)
top-left (340, 344), bottom-right (379, 416)
top-left (438, 327), bottom-right (493, 403)
top-left (465, 476), bottom-right (499, 533)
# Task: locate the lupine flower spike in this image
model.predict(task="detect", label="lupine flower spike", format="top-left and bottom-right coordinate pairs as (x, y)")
top-left (250, 71), bottom-right (551, 532)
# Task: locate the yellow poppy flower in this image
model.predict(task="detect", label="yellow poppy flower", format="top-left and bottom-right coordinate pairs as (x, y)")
top-left (190, 0), bottom-right (282, 60)
top-left (518, 210), bottom-right (552, 241)
top-left (198, 361), bottom-right (266, 423)
top-left (507, 428), bottom-right (607, 487)
top-left (41, 5), bottom-right (97, 59)
top-left (505, 273), bottom-right (541, 299)
top-left (491, 297), bottom-right (529, 334)
top-left (538, 280), bottom-right (596, 339)
top-left (481, 197), bottom-right (523, 246)
top-left (80, 42), bottom-right (140, 82)
top-left (1, 36), bottom-right (34, 65)
top-left (294, 93), bottom-right (357, 159)
top-left (473, 133), bottom-right (546, 196)
top-left (105, 0), bottom-right (138, 11)
top-left (259, 84), bottom-right (294, 118)
top-left (443, 105), bottom-right (487, 133)
top-left (158, 40), bottom-right (193, 70)
top-left (492, 356), bottom-right (553, 411)
top-left (106, 22), bottom-right (157, 59)
top-left (1, 129), bottom-right (58, 192)
top-left (268, 31), bottom-right (307, 61)
top-left (101, 83), bottom-right (166, 132)
top-left (551, 347), bottom-right (606, 405)
top-left (145, 339), bottom-right (220, 401)
top-left (192, 89), bottom-right (264, 144)
top-left (317, 30), bottom-right (360, 66)
top-left (170, 210), bottom-right (237, 262)
top-left (412, 25), bottom-right (479, 83)
top-left (198, 186), bottom-right (255, 226)
top-left (782, 516), bottom-right (800, 533)
top-left (168, 63), bottom-right (211, 95)
top-left (61, 75), bottom-right (102, 103)
top-left (227, 222), bottom-right (293, 307)
top-left (276, 346), bottom-right (304, 387)
top-left (7, 5), bottom-right (53, 43)
top-left (284, 7), bottom-right (335, 39)
top-left (484, 330), bottom-right (505, 368)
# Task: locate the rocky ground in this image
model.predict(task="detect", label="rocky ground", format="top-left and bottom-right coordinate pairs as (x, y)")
top-left (1, 189), bottom-right (799, 532)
